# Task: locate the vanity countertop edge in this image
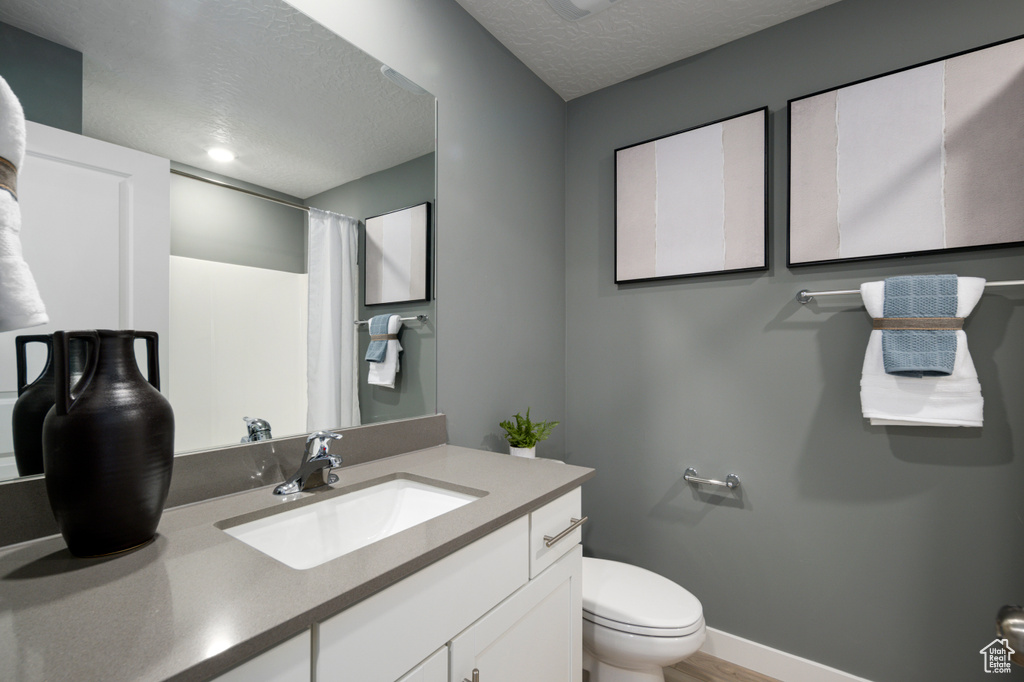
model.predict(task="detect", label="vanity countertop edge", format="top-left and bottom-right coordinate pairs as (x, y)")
top-left (0, 444), bottom-right (594, 682)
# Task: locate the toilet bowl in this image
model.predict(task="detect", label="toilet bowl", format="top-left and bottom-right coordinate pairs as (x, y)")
top-left (582, 558), bottom-right (706, 682)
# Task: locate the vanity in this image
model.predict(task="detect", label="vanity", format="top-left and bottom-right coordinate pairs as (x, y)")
top-left (0, 433), bottom-right (593, 681)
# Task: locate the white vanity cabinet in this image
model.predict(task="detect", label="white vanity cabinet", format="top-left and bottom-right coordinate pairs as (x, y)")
top-left (315, 487), bottom-right (583, 682)
top-left (449, 546), bottom-right (582, 682)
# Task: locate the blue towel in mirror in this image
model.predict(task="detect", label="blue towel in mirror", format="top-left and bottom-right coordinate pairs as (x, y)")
top-left (881, 275), bottom-right (957, 377)
top-left (365, 314), bottom-right (392, 362)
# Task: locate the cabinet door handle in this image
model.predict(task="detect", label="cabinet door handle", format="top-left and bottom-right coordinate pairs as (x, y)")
top-left (463, 669), bottom-right (479, 682)
top-left (543, 516), bottom-right (587, 548)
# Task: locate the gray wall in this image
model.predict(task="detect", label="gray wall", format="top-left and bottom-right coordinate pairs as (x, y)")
top-left (292, 0), bottom-right (567, 455)
top-left (0, 22), bottom-right (82, 134)
top-left (308, 153), bottom-right (436, 425)
top-left (565, 1), bottom-right (1024, 681)
top-left (170, 163), bottom-right (307, 273)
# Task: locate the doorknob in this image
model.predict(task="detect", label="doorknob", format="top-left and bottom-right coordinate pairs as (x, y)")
top-left (997, 605), bottom-right (1024, 666)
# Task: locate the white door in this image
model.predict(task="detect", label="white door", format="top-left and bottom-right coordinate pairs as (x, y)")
top-left (0, 121), bottom-right (169, 466)
top-left (397, 647), bottom-right (448, 682)
top-left (450, 545), bottom-right (583, 682)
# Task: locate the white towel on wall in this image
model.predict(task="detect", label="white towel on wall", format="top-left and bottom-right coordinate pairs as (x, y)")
top-left (368, 314), bottom-right (403, 389)
top-left (0, 75), bottom-right (48, 332)
top-left (859, 277), bottom-right (985, 427)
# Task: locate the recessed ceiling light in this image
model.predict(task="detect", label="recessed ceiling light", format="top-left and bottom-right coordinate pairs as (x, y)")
top-left (207, 147), bottom-right (235, 162)
top-left (545, 0), bottom-right (620, 21)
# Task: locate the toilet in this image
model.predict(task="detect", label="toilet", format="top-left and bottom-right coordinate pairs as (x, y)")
top-left (582, 558), bottom-right (706, 682)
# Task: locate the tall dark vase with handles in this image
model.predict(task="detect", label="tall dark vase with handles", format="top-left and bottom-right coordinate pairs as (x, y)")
top-left (12, 335), bottom-right (54, 477)
top-left (12, 335), bottom-right (87, 477)
top-left (42, 330), bottom-right (175, 557)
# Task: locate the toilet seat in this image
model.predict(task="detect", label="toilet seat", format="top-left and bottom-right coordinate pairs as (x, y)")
top-left (583, 558), bottom-right (703, 638)
top-left (583, 610), bottom-right (704, 638)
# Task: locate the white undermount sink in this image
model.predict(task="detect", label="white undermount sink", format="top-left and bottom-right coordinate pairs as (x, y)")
top-left (221, 477), bottom-right (481, 569)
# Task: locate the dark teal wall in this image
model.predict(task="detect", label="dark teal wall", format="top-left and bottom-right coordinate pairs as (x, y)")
top-left (307, 153), bottom-right (436, 426)
top-left (565, 1), bottom-right (1024, 681)
top-left (0, 22), bottom-right (82, 134)
top-left (170, 163), bottom-right (307, 274)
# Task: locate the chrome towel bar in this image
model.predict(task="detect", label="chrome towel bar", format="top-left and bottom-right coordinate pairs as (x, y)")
top-left (796, 279), bottom-right (1024, 304)
top-left (684, 467), bottom-right (740, 490)
top-left (354, 314), bottom-right (429, 326)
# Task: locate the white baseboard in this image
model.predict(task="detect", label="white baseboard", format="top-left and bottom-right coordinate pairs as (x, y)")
top-left (691, 627), bottom-right (875, 682)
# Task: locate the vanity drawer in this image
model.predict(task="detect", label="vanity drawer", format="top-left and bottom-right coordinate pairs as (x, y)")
top-left (529, 487), bottom-right (583, 578)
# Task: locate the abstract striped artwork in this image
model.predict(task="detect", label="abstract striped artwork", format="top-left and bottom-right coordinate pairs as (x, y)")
top-left (788, 35), bottom-right (1024, 266)
top-left (364, 202), bottom-right (430, 305)
top-left (615, 107), bottom-right (767, 283)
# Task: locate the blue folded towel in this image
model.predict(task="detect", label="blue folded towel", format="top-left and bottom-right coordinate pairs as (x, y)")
top-left (881, 275), bottom-right (957, 377)
top-left (365, 314), bottom-right (392, 363)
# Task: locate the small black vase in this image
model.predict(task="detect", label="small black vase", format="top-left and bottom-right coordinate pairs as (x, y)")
top-left (12, 335), bottom-right (87, 477)
top-left (42, 330), bottom-right (175, 557)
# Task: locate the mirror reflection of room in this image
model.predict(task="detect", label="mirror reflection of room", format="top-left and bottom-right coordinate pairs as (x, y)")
top-left (0, 0), bottom-right (437, 481)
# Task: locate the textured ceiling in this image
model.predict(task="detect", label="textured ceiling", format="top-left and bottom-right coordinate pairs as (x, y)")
top-left (453, 0), bottom-right (843, 100)
top-left (0, 0), bottom-right (435, 198)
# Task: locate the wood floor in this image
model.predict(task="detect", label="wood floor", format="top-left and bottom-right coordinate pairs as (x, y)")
top-left (582, 651), bottom-right (780, 682)
top-left (665, 652), bottom-right (781, 682)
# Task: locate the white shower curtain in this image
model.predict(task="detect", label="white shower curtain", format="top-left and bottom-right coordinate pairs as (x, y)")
top-left (306, 208), bottom-right (360, 430)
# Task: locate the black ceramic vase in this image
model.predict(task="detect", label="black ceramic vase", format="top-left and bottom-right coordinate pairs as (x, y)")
top-left (42, 330), bottom-right (175, 557)
top-left (12, 335), bottom-right (54, 476)
top-left (12, 335), bottom-right (87, 477)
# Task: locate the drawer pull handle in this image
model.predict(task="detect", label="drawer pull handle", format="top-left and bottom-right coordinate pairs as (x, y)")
top-left (463, 669), bottom-right (480, 682)
top-left (543, 516), bottom-right (587, 548)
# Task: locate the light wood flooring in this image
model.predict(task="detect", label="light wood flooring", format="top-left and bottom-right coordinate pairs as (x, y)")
top-left (665, 652), bottom-right (781, 682)
top-left (582, 651), bottom-right (780, 682)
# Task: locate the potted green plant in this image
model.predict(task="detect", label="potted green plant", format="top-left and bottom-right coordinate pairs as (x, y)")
top-left (499, 408), bottom-right (559, 458)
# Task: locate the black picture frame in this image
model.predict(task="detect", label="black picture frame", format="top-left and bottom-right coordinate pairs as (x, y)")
top-left (787, 34), bottom-right (1024, 268)
top-left (614, 106), bottom-right (769, 284)
top-left (363, 201), bottom-right (432, 306)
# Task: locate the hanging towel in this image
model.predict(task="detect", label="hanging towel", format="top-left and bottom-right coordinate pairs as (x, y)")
top-left (0, 75), bottom-right (48, 332)
top-left (365, 314), bottom-right (394, 362)
top-left (368, 314), bottom-right (403, 388)
top-left (882, 275), bottom-right (958, 376)
top-left (860, 276), bottom-right (985, 427)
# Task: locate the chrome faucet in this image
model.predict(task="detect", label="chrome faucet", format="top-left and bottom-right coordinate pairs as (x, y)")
top-left (273, 431), bottom-right (343, 495)
top-left (241, 416), bottom-right (273, 443)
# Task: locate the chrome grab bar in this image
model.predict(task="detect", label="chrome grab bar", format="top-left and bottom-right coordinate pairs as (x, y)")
top-left (543, 517), bottom-right (587, 548)
top-left (463, 669), bottom-right (480, 682)
top-left (684, 467), bottom-right (740, 490)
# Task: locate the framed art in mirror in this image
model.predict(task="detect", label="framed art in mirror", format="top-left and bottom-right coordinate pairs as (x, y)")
top-left (364, 202), bottom-right (432, 306)
top-left (788, 34), bottom-right (1024, 266)
top-left (614, 107), bottom-right (768, 284)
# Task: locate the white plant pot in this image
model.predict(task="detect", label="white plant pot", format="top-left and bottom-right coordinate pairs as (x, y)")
top-left (509, 446), bottom-right (536, 458)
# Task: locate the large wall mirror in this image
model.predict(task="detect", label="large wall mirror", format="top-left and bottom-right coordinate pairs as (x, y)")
top-left (0, 0), bottom-right (437, 483)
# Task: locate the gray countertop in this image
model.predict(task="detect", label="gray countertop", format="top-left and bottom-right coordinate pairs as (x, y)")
top-left (0, 445), bottom-right (594, 681)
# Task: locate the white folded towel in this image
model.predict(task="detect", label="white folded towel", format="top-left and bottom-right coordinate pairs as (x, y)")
top-left (367, 314), bottom-right (403, 388)
top-left (0, 75), bottom-right (48, 332)
top-left (860, 277), bottom-right (985, 427)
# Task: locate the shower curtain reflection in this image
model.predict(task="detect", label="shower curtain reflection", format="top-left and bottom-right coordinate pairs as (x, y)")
top-left (306, 208), bottom-right (361, 431)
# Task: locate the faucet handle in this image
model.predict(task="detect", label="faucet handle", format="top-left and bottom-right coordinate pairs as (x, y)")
top-left (305, 431), bottom-right (343, 462)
